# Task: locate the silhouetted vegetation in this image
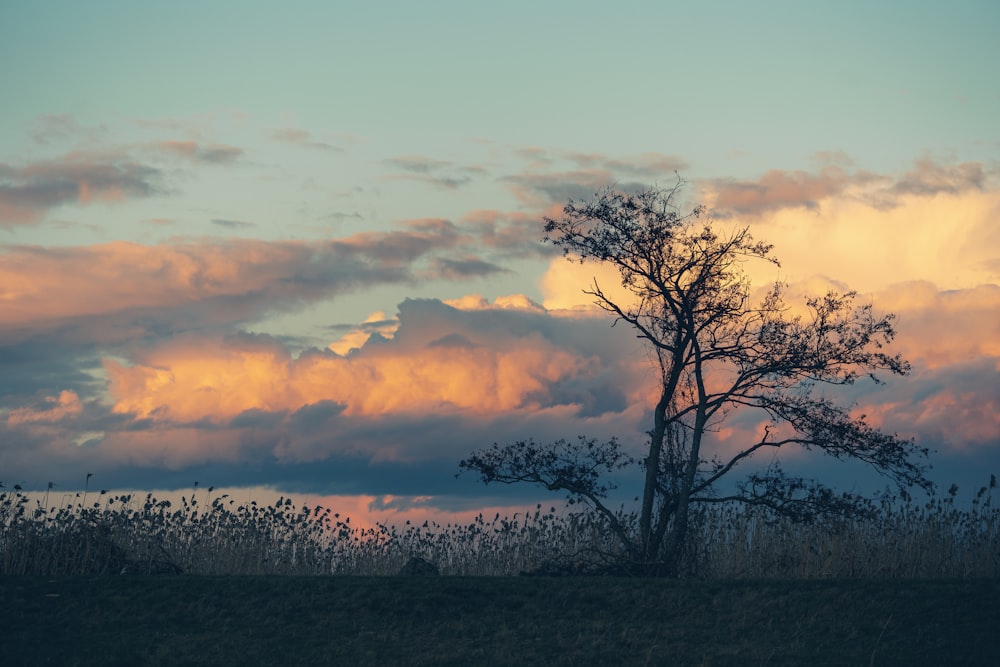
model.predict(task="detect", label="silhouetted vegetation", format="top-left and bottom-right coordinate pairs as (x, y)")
top-left (2, 480), bottom-right (996, 577)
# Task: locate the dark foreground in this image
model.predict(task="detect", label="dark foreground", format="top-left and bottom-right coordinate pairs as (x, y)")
top-left (1, 576), bottom-right (997, 666)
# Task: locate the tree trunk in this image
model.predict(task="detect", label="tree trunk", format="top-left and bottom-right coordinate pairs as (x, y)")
top-left (639, 389), bottom-right (671, 565)
top-left (660, 407), bottom-right (706, 576)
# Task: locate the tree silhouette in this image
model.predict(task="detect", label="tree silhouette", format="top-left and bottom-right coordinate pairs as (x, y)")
top-left (461, 181), bottom-right (932, 576)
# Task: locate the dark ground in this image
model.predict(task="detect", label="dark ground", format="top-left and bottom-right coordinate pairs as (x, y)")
top-left (1, 576), bottom-right (997, 666)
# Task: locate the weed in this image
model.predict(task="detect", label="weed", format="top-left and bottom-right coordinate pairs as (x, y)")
top-left (1, 480), bottom-right (997, 577)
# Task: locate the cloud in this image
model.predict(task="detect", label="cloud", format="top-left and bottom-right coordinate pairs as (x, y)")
top-left (887, 158), bottom-right (986, 198)
top-left (458, 208), bottom-right (556, 258)
top-left (502, 169), bottom-right (617, 207)
top-left (3, 278), bottom-right (996, 501)
top-left (563, 151), bottom-right (689, 178)
top-left (6, 390), bottom-right (82, 426)
top-left (709, 166), bottom-right (857, 215)
top-left (0, 120), bottom-right (251, 225)
top-left (211, 218), bottom-right (257, 229)
top-left (539, 255), bottom-right (630, 313)
top-left (852, 359), bottom-right (1000, 456)
top-left (442, 293), bottom-right (545, 313)
top-left (510, 148), bottom-right (688, 182)
top-left (333, 221), bottom-right (462, 264)
top-left (269, 127), bottom-right (341, 152)
top-left (28, 113), bottom-right (108, 145)
top-left (0, 140), bottom-right (245, 226)
top-left (875, 282), bottom-right (1000, 369)
top-left (429, 256), bottom-right (509, 279)
top-left (386, 156), bottom-right (453, 174)
top-left (706, 157), bottom-right (991, 218)
top-left (383, 155), bottom-right (482, 189)
top-left (839, 282), bottom-right (1000, 454)
top-left (0, 152), bottom-right (165, 225)
top-left (539, 241), bottom-right (1000, 461)
top-left (2, 146), bottom-right (996, 506)
top-left (501, 150), bottom-right (688, 210)
top-left (153, 140), bottom-right (244, 164)
top-left (0, 297), bottom-right (649, 486)
top-left (103, 299), bottom-right (628, 425)
top-left (324, 211), bottom-right (364, 223)
top-left (327, 311), bottom-right (399, 356)
top-left (762, 189), bottom-right (998, 293)
top-left (0, 213), bottom-right (547, 356)
top-left (502, 168), bottom-right (655, 209)
top-left (0, 236), bottom-right (420, 348)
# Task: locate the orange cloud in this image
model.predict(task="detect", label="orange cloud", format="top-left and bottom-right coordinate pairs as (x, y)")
top-left (6, 390), bottom-right (82, 425)
top-left (105, 301), bottom-right (603, 424)
top-left (0, 240), bottom-right (303, 328)
top-left (709, 169), bottom-right (1000, 293)
top-left (0, 235), bottom-right (432, 347)
top-left (539, 258), bottom-right (629, 312)
top-left (874, 282), bottom-right (1000, 369)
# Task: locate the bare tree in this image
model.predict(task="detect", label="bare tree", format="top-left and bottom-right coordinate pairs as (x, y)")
top-left (460, 182), bottom-right (932, 576)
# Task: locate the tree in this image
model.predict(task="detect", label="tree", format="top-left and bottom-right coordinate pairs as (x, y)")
top-left (460, 181), bottom-right (933, 576)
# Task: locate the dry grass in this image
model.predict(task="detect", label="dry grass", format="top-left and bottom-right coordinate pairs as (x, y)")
top-left (1, 480), bottom-right (997, 577)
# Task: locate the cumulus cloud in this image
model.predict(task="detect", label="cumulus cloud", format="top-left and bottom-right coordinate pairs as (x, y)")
top-left (664, 160), bottom-right (1000, 295)
top-left (0, 297), bottom-right (651, 487)
top-left (875, 283), bottom-right (1000, 369)
top-left (538, 207), bottom-right (1000, 463)
top-left (0, 212), bottom-right (550, 356)
top-left (3, 277), bottom-right (996, 500)
top-left (442, 293), bottom-right (545, 313)
top-left (2, 145), bottom-right (996, 504)
top-left (860, 362), bottom-right (1000, 452)
top-left (104, 298), bottom-right (634, 425)
top-left (327, 311), bottom-right (399, 356)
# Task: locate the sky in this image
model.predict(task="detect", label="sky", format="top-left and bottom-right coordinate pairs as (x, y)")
top-left (1, 0), bottom-right (998, 522)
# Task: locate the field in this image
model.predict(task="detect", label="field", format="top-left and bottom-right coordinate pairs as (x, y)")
top-left (3, 484), bottom-right (998, 578)
top-left (2, 484), bottom-right (998, 665)
top-left (2, 576), bottom-right (998, 666)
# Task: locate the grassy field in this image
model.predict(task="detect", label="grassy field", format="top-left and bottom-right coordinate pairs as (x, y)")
top-left (2, 576), bottom-right (997, 666)
top-left (4, 485), bottom-right (998, 578)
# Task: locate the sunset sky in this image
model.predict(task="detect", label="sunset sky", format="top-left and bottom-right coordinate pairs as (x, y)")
top-left (2, 1), bottom-right (998, 521)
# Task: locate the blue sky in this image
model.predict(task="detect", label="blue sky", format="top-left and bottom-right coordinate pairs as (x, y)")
top-left (1, 0), bottom-right (998, 519)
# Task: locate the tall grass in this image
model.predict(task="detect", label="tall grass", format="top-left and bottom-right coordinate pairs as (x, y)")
top-left (1, 480), bottom-right (997, 577)
top-left (685, 486), bottom-right (1000, 577)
